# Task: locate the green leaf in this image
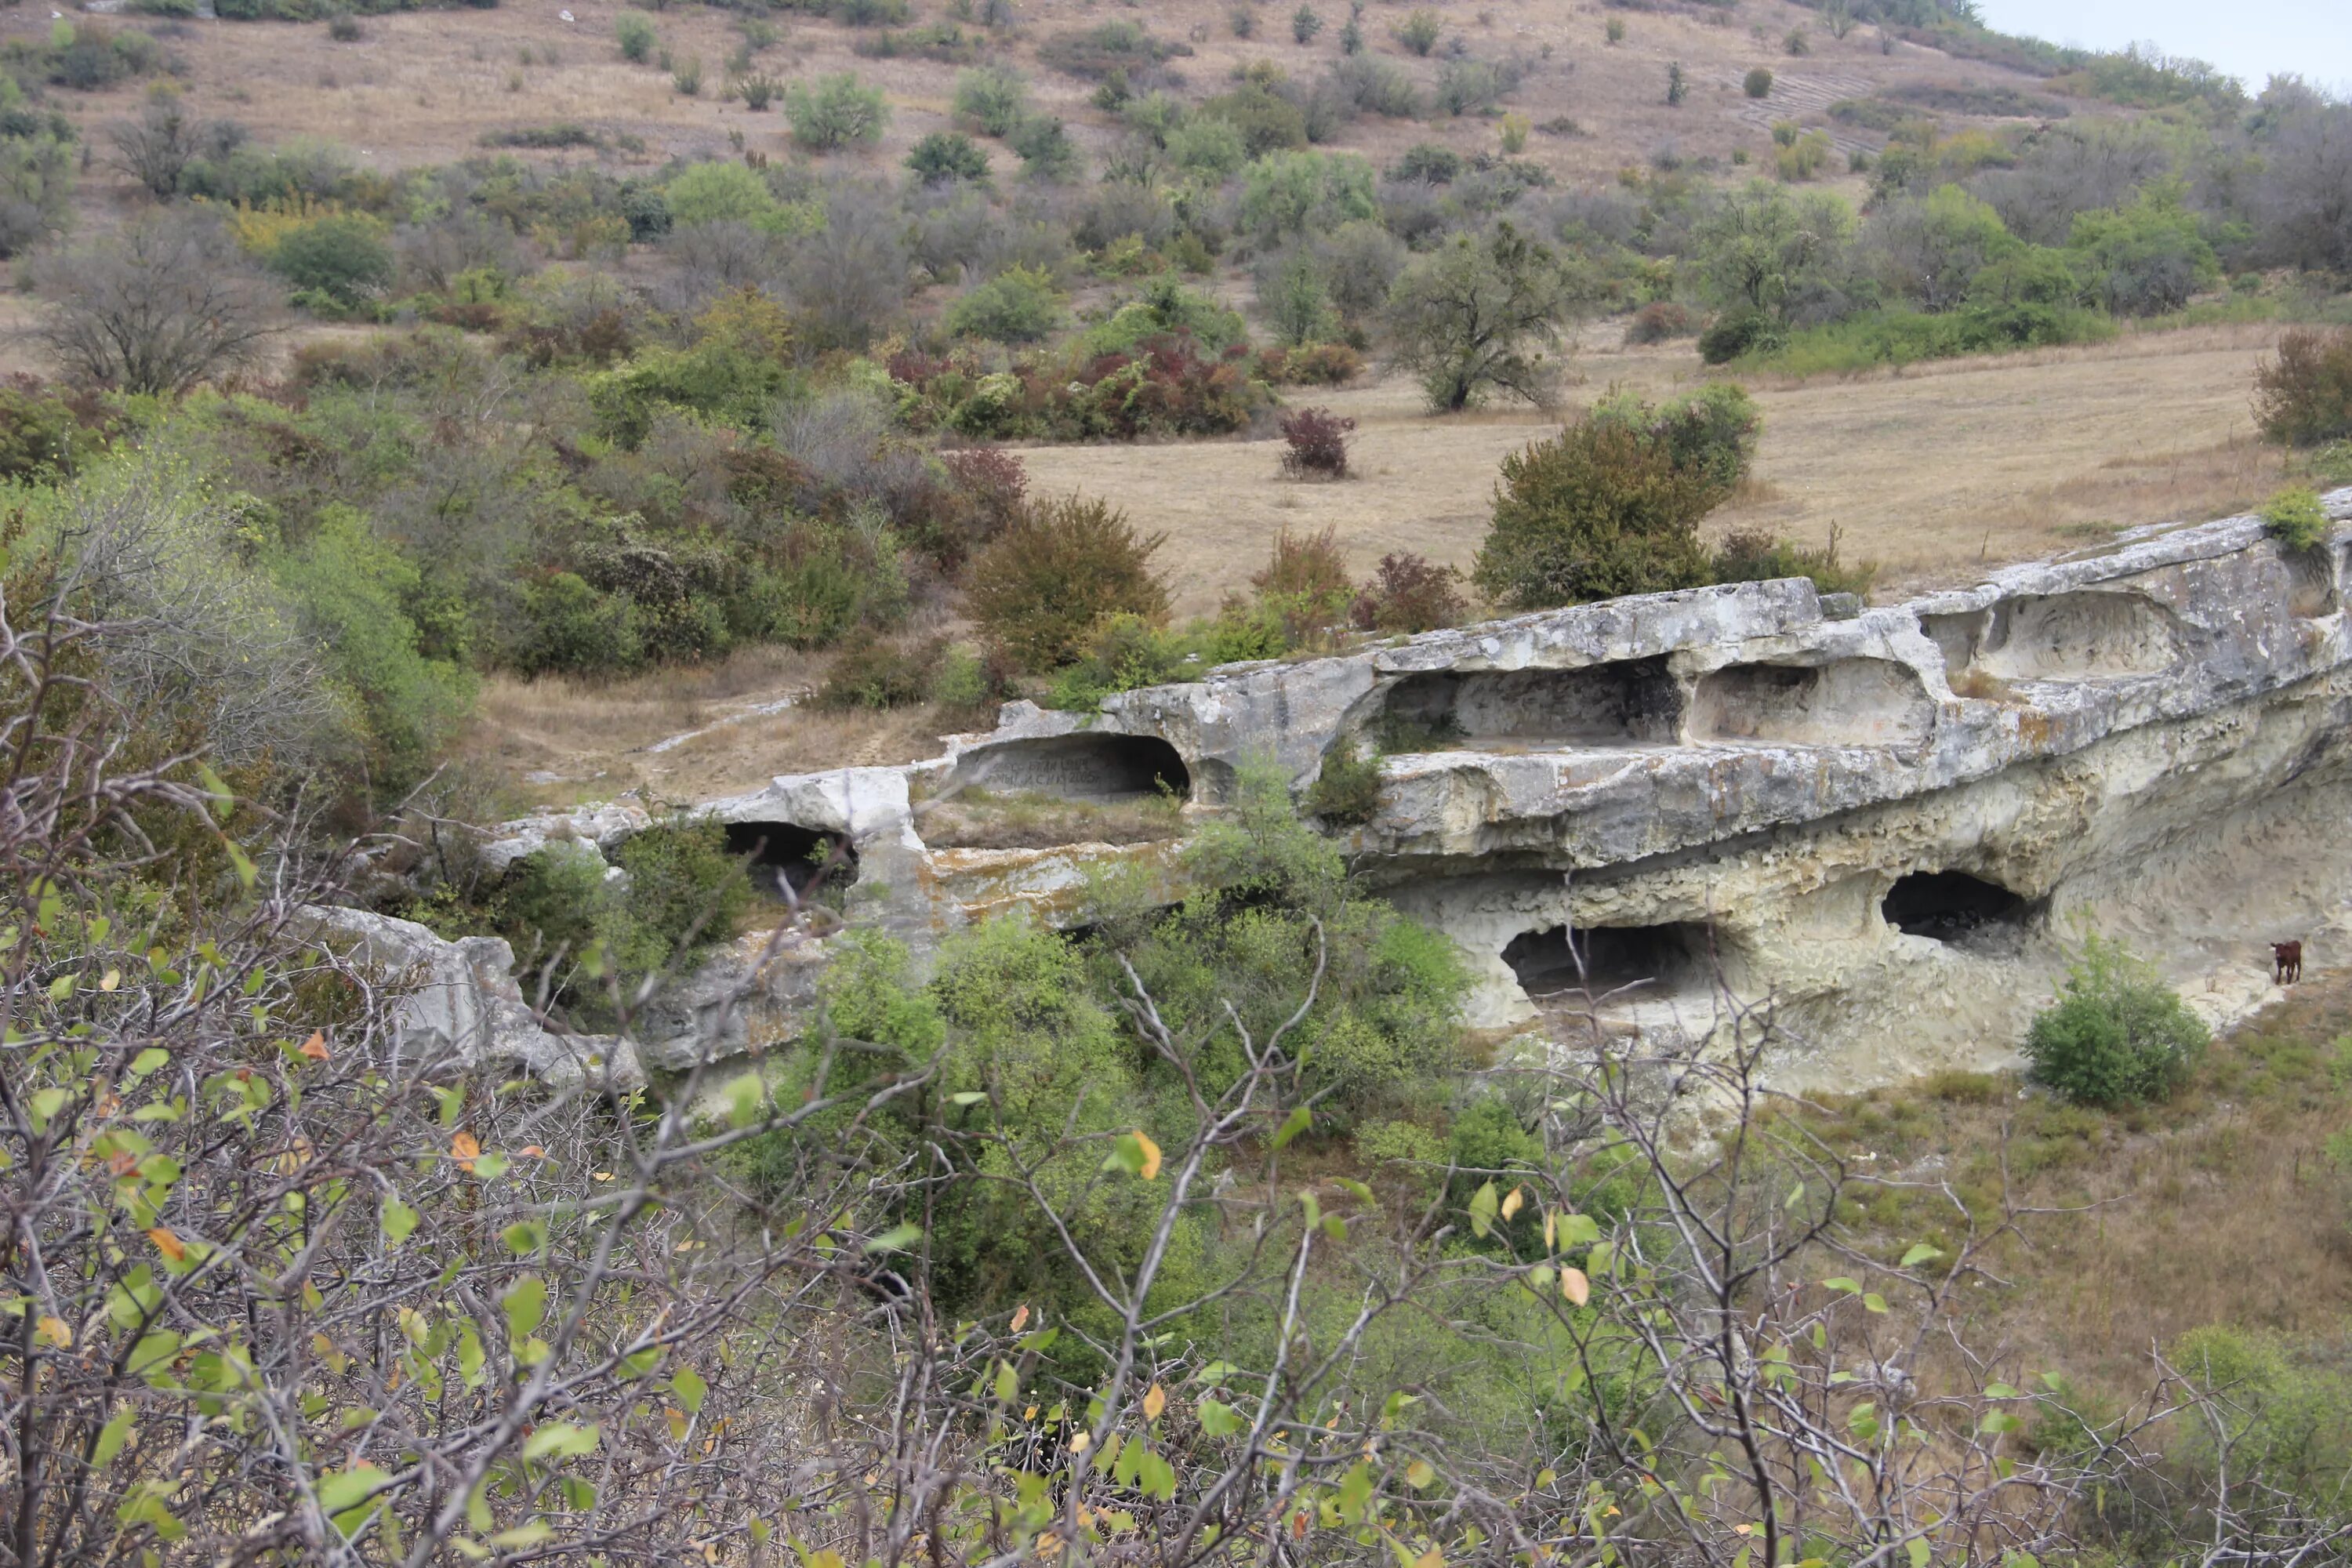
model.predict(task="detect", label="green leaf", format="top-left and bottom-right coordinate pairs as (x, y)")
top-left (1980, 1410), bottom-right (2024, 1435)
top-left (1334, 1177), bottom-right (1374, 1203)
top-left (1135, 1450), bottom-right (1176, 1502)
top-left (1984, 1382), bottom-right (2020, 1399)
top-left (1558, 1212), bottom-right (1601, 1248)
top-left (1900, 1243), bottom-right (1944, 1269)
top-left (491, 1523), bottom-right (555, 1549)
top-left (500, 1221), bottom-right (546, 1256)
top-left (1862, 1293), bottom-right (1889, 1315)
top-left (93, 1406), bottom-right (135, 1469)
top-left (1822, 1276), bottom-right (1861, 1294)
top-left (1336, 1461), bottom-right (1374, 1525)
top-left (1271, 1106), bottom-right (1312, 1150)
top-left (1907, 1538), bottom-right (1930, 1568)
top-left (864, 1222), bottom-right (922, 1255)
top-left (670, 1367), bottom-right (707, 1414)
top-left (948, 1091), bottom-right (988, 1106)
top-left (992, 1359), bottom-right (1018, 1404)
top-left (223, 841), bottom-right (257, 893)
top-left (502, 1276), bottom-right (547, 1339)
top-left (521, 1422), bottom-right (601, 1461)
top-left (195, 764), bottom-right (234, 822)
top-left (1196, 1397), bottom-right (1243, 1437)
top-left (129, 1048), bottom-right (169, 1078)
top-left (1468, 1181), bottom-right (1498, 1238)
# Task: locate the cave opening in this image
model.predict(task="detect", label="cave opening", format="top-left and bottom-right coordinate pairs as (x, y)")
top-left (1881, 870), bottom-right (2031, 941)
top-left (956, 732), bottom-right (1192, 802)
top-left (1502, 922), bottom-right (1715, 1000)
top-left (724, 821), bottom-right (858, 899)
top-left (1382, 658), bottom-right (1683, 748)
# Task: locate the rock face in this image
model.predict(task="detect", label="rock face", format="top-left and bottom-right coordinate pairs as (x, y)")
top-left (297, 906), bottom-right (646, 1093)
top-left (468, 491), bottom-right (2352, 1091)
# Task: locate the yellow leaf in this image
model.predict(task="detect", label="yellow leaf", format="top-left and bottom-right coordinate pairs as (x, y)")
top-left (147, 1226), bottom-right (185, 1262)
top-left (450, 1131), bottom-right (481, 1172)
top-left (1142, 1383), bottom-right (1166, 1422)
top-left (1024, 1405), bottom-right (1039, 1421)
top-left (1134, 1131), bottom-right (1162, 1181)
top-left (1501, 1185), bottom-right (1524, 1221)
top-left (1070, 1431), bottom-right (1091, 1454)
top-left (1562, 1267), bottom-right (1591, 1307)
top-left (35, 1315), bottom-right (71, 1349)
top-left (1011, 1303), bottom-right (1030, 1333)
top-left (299, 1030), bottom-right (328, 1062)
top-left (1405, 1458), bottom-right (1436, 1490)
top-left (99, 968), bottom-right (119, 993)
top-left (1414, 1548), bottom-right (1444, 1568)
top-left (1543, 1208), bottom-right (1556, 1250)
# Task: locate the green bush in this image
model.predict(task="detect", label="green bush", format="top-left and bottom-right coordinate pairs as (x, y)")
top-left (952, 63), bottom-right (1029, 136)
top-left (2259, 487), bottom-right (2330, 551)
top-left (612, 817), bottom-right (753, 960)
top-left (1472, 419), bottom-right (1716, 610)
top-left (815, 631), bottom-right (938, 710)
top-left (2023, 934), bottom-right (2209, 1106)
top-left (615, 12), bottom-right (656, 61)
top-left (944, 265), bottom-right (1065, 343)
top-left (1393, 8), bottom-right (1441, 55)
top-left (270, 215), bottom-right (394, 313)
top-left (2254, 328), bottom-right (2352, 448)
top-left (1587, 383), bottom-right (1760, 499)
top-left (1743, 66), bottom-right (1773, 98)
top-left (966, 493), bottom-right (1171, 670)
top-left (906, 129), bottom-right (990, 183)
top-left (1710, 526), bottom-right (1878, 600)
top-left (1305, 742), bottom-right (1381, 825)
top-left (1007, 114), bottom-right (1080, 181)
top-left (663, 160), bottom-right (777, 227)
top-left (517, 571), bottom-right (644, 676)
top-left (786, 72), bottom-right (890, 151)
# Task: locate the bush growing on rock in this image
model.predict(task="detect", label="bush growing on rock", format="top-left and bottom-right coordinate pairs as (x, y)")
top-left (1475, 420), bottom-right (1716, 609)
top-left (966, 492), bottom-right (1170, 668)
top-left (2024, 933), bottom-right (2209, 1106)
top-left (2259, 487), bottom-right (2331, 551)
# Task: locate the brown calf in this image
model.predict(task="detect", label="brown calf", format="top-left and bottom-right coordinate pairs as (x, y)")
top-left (2273, 940), bottom-right (2303, 985)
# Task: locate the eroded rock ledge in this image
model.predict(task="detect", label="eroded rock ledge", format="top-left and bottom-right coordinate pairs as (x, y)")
top-left (470, 491), bottom-right (2352, 1090)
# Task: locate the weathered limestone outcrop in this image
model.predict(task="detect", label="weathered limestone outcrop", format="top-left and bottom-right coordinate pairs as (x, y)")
top-left (298, 906), bottom-right (646, 1092)
top-left (470, 488), bottom-right (2352, 1090)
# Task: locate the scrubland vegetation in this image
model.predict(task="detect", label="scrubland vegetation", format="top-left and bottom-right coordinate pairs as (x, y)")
top-left (3, 0), bottom-right (2351, 1559)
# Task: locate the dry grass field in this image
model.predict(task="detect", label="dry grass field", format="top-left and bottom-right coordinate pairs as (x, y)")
top-left (1024, 318), bottom-right (2289, 618)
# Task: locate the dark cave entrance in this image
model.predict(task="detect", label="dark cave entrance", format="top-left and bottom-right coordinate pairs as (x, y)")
top-left (724, 821), bottom-right (858, 899)
top-left (1880, 870), bottom-right (2031, 941)
top-left (1502, 922), bottom-right (1716, 1001)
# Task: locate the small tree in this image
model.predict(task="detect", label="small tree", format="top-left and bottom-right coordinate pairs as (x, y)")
top-left (2260, 486), bottom-right (2331, 550)
top-left (1385, 221), bottom-right (1581, 412)
top-left (1472, 419), bottom-right (1715, 608)
top-left (786, 72), bottom-right (890, 151)
top-left (1744, 65), bottom-right (1775, 97)
top-left (1291, 3), bottom-right (1322, 43)
top-left (945, 264), bottom-right (1065, 343)
top-left (1261, 250), bottom-right (1337, 347)
top-left (615, 10), bottom-right (656, 60)
top-left (2253, 326), bottom-right (2352, 447)
top-left (966, 492), bottom-right (1171, 668)
top-left (1665, 60), bottom-right (1686, 105)
top-left (270, 213), bottom-right (394, 312)
top-left (2024, 933), bottom-right (2210, 1105)
top-left (906, 129), bottom-right (991, 183)
top-left (107, 89), bottom-right (200, 198)
top-left (33, 209), bottom-right (278, 394)
top-left (1394, 7), bottom-right (1441, 55)
top-left (953, 62), bottom-right (1029, 136)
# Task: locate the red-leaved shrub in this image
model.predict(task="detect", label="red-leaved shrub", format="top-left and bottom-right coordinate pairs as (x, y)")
top-left (1351, 552), bottom-right (1468, 633)
top-left (1623, 300), bottom-right (1700, 345)
top-left (1279, 406), bottom-right (1356, 480)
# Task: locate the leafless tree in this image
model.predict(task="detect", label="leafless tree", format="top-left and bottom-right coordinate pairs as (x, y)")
top-left (106, 91), bottom-right (203, 200)
top-left (31, 209), bottom-right (280, 394)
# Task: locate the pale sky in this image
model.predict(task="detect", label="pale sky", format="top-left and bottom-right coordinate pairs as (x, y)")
top-left (1971, 0), bottom-right (2352, 98)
